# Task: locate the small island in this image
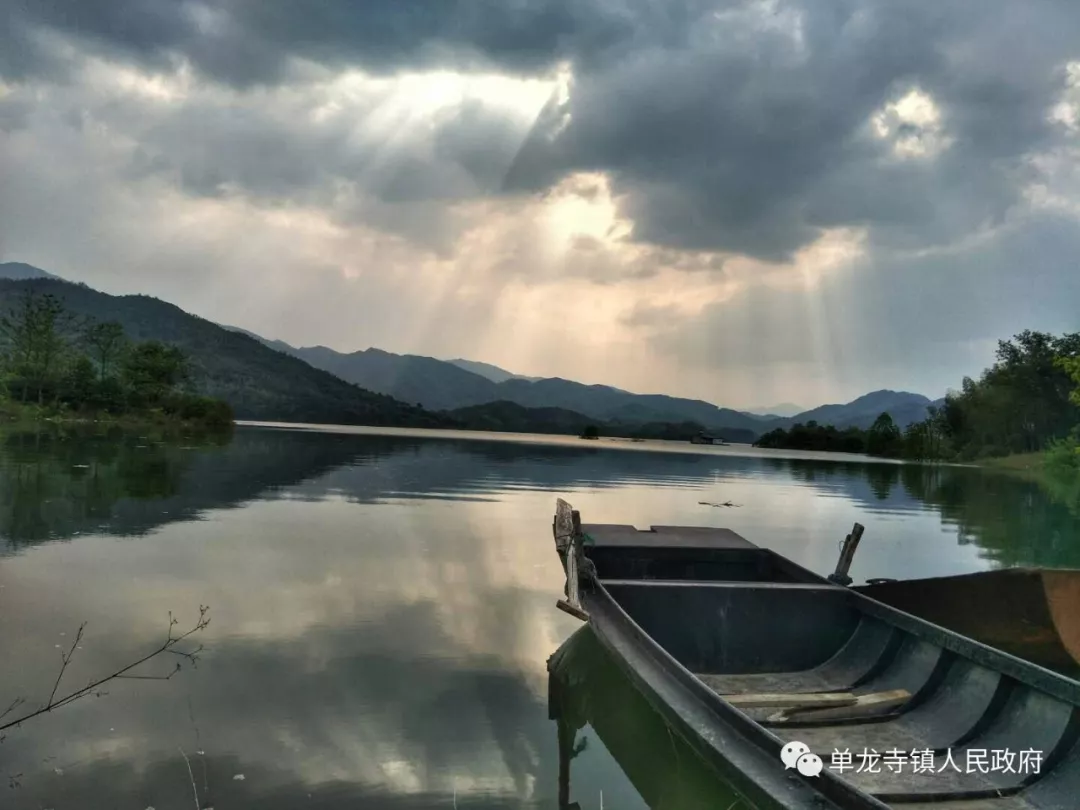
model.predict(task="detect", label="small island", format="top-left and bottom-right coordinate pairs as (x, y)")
top-left (1, 290), bottom-right (232, 431)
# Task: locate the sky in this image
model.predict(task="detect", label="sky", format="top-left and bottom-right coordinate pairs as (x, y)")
top-left (2, 0), bottom-right (1079, 410)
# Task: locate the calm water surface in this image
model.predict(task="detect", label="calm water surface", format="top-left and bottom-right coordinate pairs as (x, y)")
top-left (1, 424), bottom-right (1079, 809)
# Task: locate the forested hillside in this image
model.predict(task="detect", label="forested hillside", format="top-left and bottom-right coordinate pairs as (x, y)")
top-left (0, 279), bottom-right (455, 428)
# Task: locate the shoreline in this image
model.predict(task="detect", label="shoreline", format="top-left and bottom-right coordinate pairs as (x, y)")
top-left (13, 412), bottom-right (1053, 473)
top-left (235, 419), bottom-right (903, 464)
top-left (975, 452), bottom-right (1047, 472)
top-left (0, 406), bottom-right (232, 435)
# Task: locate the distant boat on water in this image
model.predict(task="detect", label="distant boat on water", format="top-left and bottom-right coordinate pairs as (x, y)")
top-left (690, 433), bottom-right (728, 445)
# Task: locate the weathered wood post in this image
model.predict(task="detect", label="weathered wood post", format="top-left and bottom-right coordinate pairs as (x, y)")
top-left (554, 498), bottom-right (590, 621)
top-left (828, 522), bottom-right (865, 586)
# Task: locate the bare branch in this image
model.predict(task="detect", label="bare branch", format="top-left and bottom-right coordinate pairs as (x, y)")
top-left (47, 623), bottom-right (85, 708)
top-left (0, 606), bottom-right (210, 735)
top-left (0, 698), bottom-right (25, 722)
top-left (113, 674), bottom-right (177, 681)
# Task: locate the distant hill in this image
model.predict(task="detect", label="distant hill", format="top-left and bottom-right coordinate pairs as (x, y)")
top-left (447, 358), bottom-right (541, 383)
top-left (785, 390), bottom-right (934, 430)
top-left (232, 333), bottom-right (770, 432)
top-left (480, 377), bottom-right (768, 432)
top-left (270, 344), bottom-right (500, 412)
top-left (229, 328), bottom-right (944, 436)
top-left (447, 400), bottom-right (758, 443)
top-left (743, 402), bottom-right (805, 418)
top-left (0, 262), bottom-right (61, 281)
top-left (0, 277), bottom-right (455, 428)
top-left (448, 400), bottom-right (597, 435)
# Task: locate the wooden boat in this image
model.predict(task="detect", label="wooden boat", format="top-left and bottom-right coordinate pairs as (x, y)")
top-left (549, 498), bottom-right (1080, 809)
top-left (857, 569), bottom-right (1080, 676)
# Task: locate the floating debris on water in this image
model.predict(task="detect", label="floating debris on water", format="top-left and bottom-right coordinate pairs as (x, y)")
top-left (699, 500), bottom-right (741, 508)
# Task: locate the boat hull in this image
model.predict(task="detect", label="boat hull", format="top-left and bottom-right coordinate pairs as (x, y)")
top-left (550, 504), bottom-right (1080, 809)
top-left (857, 569), bottom-right (1080, 676)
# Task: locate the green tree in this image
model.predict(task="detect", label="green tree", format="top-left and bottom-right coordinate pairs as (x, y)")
top-left (122, 341), bottom-right (190, 406)
top-left (1049, 355), bottom-right (1080, 471)
top-left (0, 291), bottom-right (74, 404)
top-left (901, 406), bottom-right (950, 460)
top-left (945, 331), bottom-right (1080, 457)
top-left (63, 355), bottom-right (97, 406)
top-left (1059, 355), bottom-right (1080, 408)
top-left (83, 321), bottom-right (128, 383)
top-left (866, 412), bottom-right (902, 457)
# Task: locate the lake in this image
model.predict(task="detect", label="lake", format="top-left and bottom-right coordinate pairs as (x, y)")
top-left (1, 423), bottom-right (1078, 809)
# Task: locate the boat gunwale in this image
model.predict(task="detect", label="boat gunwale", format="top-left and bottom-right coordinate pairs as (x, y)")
top-left (586, 543), bottom-right (1080, 707)
top-left (586, 538), bottom-right (835, 585)
top-left (848, 589), bottom-right (1080, 706)
top-left (583, 578), bottom-right (892, 810)
top-left (857, 567), bottom-right (1080, 588)
top-left (599, 579), bottom-right (851, 590)
top-left (584, 570), bottom-right (1080, 806)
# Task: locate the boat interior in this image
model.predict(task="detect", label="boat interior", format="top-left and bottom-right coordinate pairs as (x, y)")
top-left (578, 524), bottom-right (1080, 808)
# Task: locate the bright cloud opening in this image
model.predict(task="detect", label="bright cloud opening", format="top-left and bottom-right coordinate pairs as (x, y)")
top-left (1050, 61), bottom-right (1080, 132)
top-left (871, 88), bottom-right (952, 159)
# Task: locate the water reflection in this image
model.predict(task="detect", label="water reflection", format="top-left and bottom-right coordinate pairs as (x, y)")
top-left (897, 464), bottom-right (1080, 567)
top-left (1, 424), bottom-right (1079, 809)
top-left (2, 426), bottom-right (1076, 556)
top-left (548, 626), bottom-right (755, 809)
top-left (5, 424), bottom-right (1080, 578)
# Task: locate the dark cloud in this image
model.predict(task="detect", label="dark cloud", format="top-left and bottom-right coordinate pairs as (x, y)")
top-left (508, 0), bottom-right (1080, 258)
top-left (2, 0), bottom-right (637, 87)
top-left (6, 0), bottom-right (1079, 263)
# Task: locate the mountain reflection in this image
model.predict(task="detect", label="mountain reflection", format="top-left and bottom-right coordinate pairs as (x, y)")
top-left (3, 425), bottom-right (1080, 570)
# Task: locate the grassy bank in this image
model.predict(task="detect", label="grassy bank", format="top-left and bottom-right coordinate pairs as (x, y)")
top-left (0, 398), bottom-right (233, 436)
top-left (975, 446), bottom-right (1080, 518)
top-left (977, 452), bottom-right (1048, 473)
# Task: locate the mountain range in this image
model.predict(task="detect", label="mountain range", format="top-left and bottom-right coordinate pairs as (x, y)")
top-left (233, 331), bottom-right (942, 433)
top-left (1, 262), bottom-right (944, 437)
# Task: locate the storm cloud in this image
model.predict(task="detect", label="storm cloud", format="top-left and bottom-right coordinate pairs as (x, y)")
top-left (1, 0), bottom-right (1079, 406)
